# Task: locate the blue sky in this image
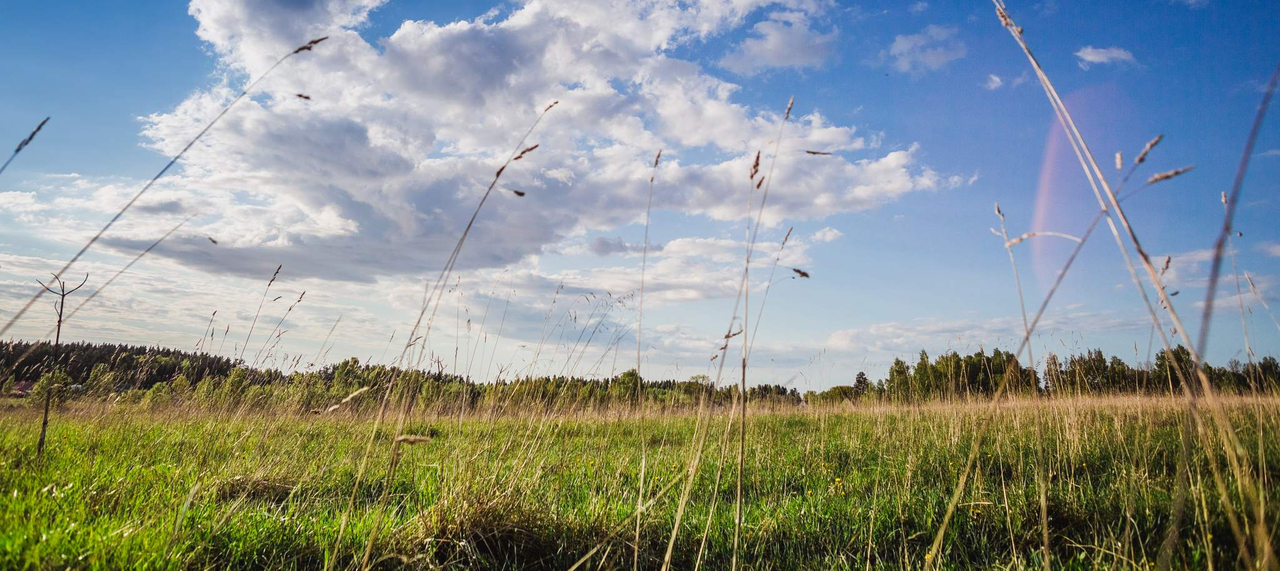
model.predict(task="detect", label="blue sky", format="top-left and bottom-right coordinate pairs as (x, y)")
top-left (2, 0), bottom-right (1278, 389)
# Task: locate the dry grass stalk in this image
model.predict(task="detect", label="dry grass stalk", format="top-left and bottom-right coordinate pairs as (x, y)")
top-left (1002, 231), bottom-right (1081, 248)
top-left (0, 116), bottom-right (50, 178)
top-left (732, 95), bottom-right (794, 570)
top-left (633, 147), bottom-right (661, 570)
top-left (964, 4), bottom-right (1273, 569)
top-left (991, 201), bottom-right (1051, 566)
top-left (341, 100), bottom-right (561, 571)
top-left (1146, 165), bottom-right (1195, 185)
top-left (1245, 273), bottom-right (1280, 334)
top-left (1135, 134), bottom-right (1163, 165)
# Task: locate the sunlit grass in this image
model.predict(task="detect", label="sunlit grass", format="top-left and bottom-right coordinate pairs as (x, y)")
top-left (1, 397), bottom-right (1274, 568)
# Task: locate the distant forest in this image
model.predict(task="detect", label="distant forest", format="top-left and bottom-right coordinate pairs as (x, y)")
top-left (2, 340), bottom-right (1277, 411)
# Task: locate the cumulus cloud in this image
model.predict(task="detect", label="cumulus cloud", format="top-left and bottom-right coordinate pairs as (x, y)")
top-left (720, 11), bottom-right (837, 76)
top-left (810, 227), bottom-right (843, 243)
top-left (1074, 46), bottom-right (1136, 70)
top-left (983, 74), bottom-right (1003, 90)
top-left (1258, 242), bottom-right (1280, 258)
top-left (883, 25), bottom-right (966, 74)
top-left (52, 0), bottom-right (951, 284)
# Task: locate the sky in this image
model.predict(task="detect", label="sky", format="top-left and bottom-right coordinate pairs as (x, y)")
top-left (2, 0), bottom-right (1279, 391)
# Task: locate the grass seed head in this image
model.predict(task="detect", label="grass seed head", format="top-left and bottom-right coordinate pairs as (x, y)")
top-left (291, 36), bottom-right (329, 54)
top-left (1146, 165), bottom-right (1194, 185)
top-left (513, 144), bottom-right (539, 161)
top-left (1135, 134), bottom-right (1163, 165)
top-left (15, 117), bottom-right (49, 154)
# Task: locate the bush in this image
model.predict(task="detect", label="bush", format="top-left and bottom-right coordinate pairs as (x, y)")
top-left (29, 370), bottom-right (73, 409)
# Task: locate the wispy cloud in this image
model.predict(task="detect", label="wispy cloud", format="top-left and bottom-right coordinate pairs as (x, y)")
top-left (984, 74), bottom-right (1004, 90)
top-left (883, 25), bottom-right (966, 74)
top-left (1075, 46), bottom-right (1136, 70)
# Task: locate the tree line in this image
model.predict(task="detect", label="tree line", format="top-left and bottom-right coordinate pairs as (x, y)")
top-left (807, 347), bottom-right (1280, 405)
top-left (3, 341), bottom-right (1276, 412)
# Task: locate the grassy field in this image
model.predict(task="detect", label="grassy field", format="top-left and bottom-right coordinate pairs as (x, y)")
top-left (1, 397), bottom-right (1275, 569)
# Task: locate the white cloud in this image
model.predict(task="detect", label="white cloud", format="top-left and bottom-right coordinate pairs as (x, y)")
top-left (720, 11), bottom-right (837, 76)
top-left (810, 227), bottom-right (843, 243)
top-left (883, 25), bottom-right (966, 74)
top-left (0, 192), bottom-right (46, 213)
top-left (1074, 46), bottom-right (1136, 70)
top-left (102, 0), bottom-right (948, 283)
top-left (1258, 242), bottom-right (1280, 258)
top-left (1148, 248), bottom-right (1214, 289)
top-left (984, 74), bottom-right (1003, 90)
top-left (0, 0), bottom-right (974, 385)
top-left (1255, 149), bottom-right (1280, 158)
top-left (909, 2), bottom-right (928, 14)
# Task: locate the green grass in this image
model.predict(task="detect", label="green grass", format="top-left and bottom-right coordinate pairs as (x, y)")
top-left (0, 397), bottom-right (1275, 569)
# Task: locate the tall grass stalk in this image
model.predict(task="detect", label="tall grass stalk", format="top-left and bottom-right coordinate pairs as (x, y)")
top-left (337, 101), bottom-right (559, 570)
top-left (0, 117), bottom-right (50, 178)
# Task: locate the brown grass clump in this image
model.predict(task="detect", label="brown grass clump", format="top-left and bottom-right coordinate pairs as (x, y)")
top-left (216, 476), bottom-right (296, 504)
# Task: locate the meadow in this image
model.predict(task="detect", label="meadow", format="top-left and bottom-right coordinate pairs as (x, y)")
top-left (2, 1), bottom-right (1278, 569)
top-left (1, 395), bottom-right (1276, 569)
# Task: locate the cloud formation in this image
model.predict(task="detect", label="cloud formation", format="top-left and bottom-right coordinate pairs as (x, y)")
top-left (720, 11), bottom-right (838, 76)
top-left (22, 0), bottom-right (952, 284)
top-left (883, 25), bottom-right (966, 74)
top-left (1074, 46), bottom-right (1136, 69)
top-left (809, 227), bottom-right (843, 242)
